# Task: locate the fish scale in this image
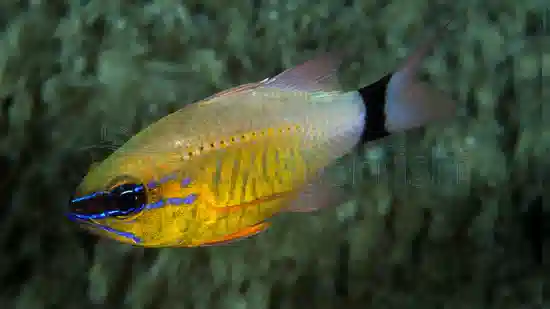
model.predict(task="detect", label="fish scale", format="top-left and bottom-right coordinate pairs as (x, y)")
top-left (199, 131), bottom-right (314, 208)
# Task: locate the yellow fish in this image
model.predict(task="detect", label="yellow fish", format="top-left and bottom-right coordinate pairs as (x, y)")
top-left (68, 26), bottom-right (456, 247)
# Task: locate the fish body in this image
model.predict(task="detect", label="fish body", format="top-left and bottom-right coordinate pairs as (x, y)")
top-left (69, 25), bottom-right (456, 247)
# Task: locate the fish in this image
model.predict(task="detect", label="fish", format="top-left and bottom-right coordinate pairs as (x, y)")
top-left (68, 24), bottom-right (456, 248)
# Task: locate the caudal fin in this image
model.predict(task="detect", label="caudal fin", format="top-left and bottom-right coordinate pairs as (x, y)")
top-left (357, 22), bottom-right (457, 144)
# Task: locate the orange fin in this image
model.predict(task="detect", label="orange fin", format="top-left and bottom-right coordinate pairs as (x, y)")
top-left (198, 222), bottom-right (270, 247)
top-left (261, 52), bottom-right (344, 92)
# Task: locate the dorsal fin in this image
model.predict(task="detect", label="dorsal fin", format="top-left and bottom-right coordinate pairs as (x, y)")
top-left (197, 52), bottom-right (343, 106)
top-left (261, 52), bottom-right (344, 92)
top-left (200, 82), bottom-right (260, 103)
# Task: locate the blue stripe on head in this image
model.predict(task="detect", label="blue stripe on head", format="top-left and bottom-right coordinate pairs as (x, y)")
top-left (147, 173), bottom-right (181, 189)
top-left (69, 183), bottom-right (146, 219)
top-left (181, 177), bottom-right (191, 187)
top-left (146, 200), bottom-right (165, 209)
top-left (96, 224), bottom-right (142, 244)
top-left (144, 193), bottom-right (196, 209)
top-left (71, 205), bottom-right (145, 220)
top-left (166, 194), bottom-right (197, 205)
top-left (70, 191), bottom-right (107, 203)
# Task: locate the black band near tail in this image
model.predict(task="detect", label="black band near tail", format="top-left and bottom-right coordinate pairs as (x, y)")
top-left (357, 73), bottom-right (392, 145)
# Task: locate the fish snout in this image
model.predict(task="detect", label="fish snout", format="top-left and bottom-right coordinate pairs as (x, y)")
top-left (68, 182), bottom-right (148, 220)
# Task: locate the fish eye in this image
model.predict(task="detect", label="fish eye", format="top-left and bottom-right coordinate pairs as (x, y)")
top-left (69, 180), bottom-right (147, 220)
top-left (108, 183), bottom-right (147, 218)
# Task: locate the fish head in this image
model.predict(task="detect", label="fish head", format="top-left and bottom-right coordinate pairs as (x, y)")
top-left (68, 150), bottom-right (199, 247)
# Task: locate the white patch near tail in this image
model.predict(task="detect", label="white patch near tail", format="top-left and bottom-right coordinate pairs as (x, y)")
top-left (385, 22), bottom-right (457, 132)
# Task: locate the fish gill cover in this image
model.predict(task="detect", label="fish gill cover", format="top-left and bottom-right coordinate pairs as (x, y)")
top-left (0, 0), bottom-right (547, 308)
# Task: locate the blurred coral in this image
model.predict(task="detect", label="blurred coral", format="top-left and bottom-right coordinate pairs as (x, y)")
top-left (0, 1), bottom-right (547, 308)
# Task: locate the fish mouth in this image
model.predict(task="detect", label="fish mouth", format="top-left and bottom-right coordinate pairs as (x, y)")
top-left (68, 191), bottom-right (113, 220)
top-left (66, 212), bottom-right (88, 224)
top-left (68, 181), bottom-right (148, 220)
top-left (66, 211), bottom-right (99, 234)
top-left (66, 209), bottom-right (143, 244)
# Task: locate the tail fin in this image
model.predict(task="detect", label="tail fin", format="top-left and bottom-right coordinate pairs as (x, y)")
top-left (357, 22), bottom-right (456, 144)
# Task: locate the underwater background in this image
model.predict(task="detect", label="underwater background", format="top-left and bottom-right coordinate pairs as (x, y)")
top-left (0, 0), bottom-right (547, 308)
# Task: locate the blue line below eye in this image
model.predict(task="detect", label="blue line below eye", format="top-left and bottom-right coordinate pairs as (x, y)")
top-left (97, 224), bottom-right (142, 244)
top-left (67, 214), bottom-right (142, 244)
top-left (181, 178), bottom-right (191, 187)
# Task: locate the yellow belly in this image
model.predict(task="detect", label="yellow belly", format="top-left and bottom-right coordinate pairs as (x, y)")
top-left (188, 198), bottom-right (286, 246)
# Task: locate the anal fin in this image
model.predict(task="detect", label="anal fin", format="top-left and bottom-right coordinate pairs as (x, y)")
top-left (198, 222), bottom-right (270, 247)
top-left (285, 172), bottom-right (349, 213)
